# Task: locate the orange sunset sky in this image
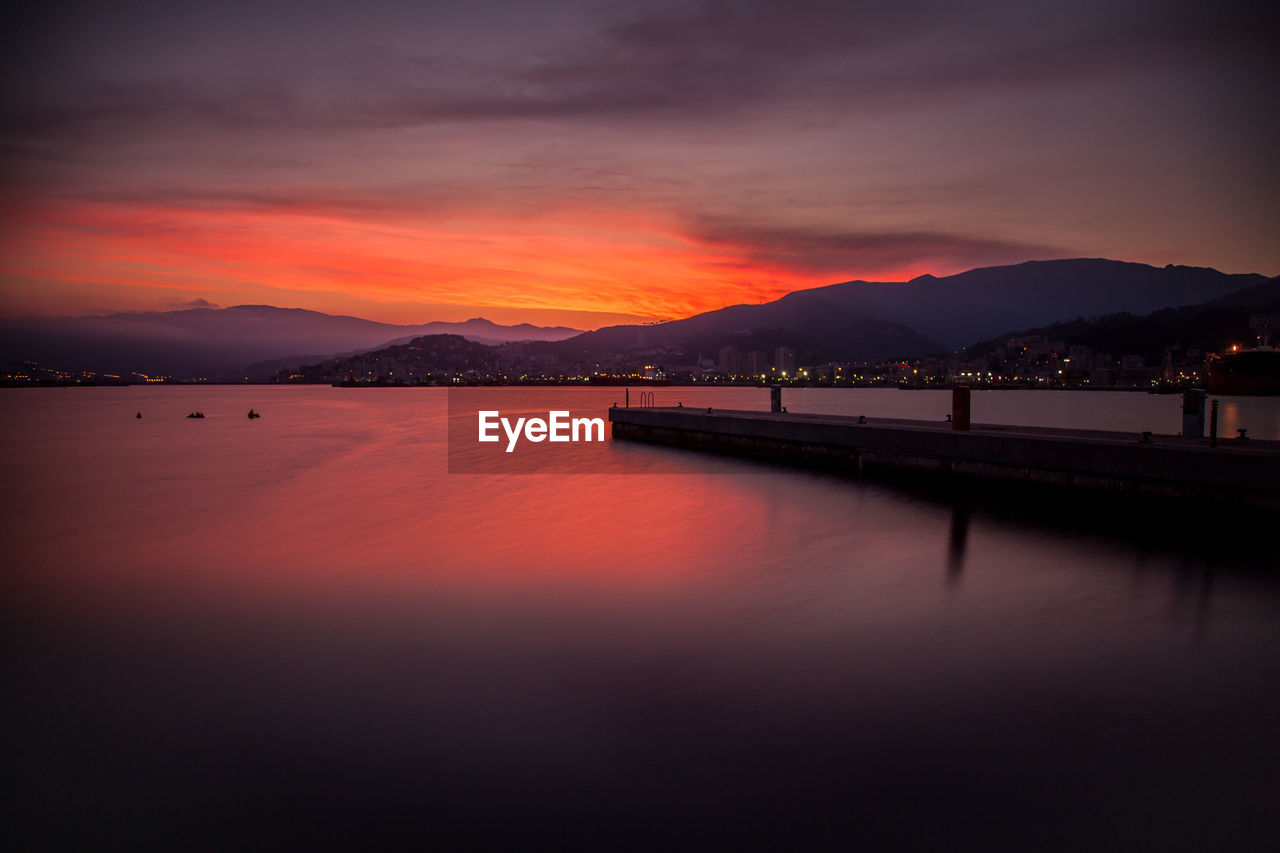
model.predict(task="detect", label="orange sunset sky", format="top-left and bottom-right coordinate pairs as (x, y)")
top-left (2, 0), bottom-right (1276, 329)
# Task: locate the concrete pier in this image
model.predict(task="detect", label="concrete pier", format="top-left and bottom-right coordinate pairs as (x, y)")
top-left (609, 406), bottom-right (1280, 508)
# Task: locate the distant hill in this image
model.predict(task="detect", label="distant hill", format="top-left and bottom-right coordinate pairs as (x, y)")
top-left (963, 276), bottom-right (1280, 362)
top-left (3, 259), bottom-right (1268, 379)
top-left (0, 306), bottom-right (582, 379)
top-left (286, 334), bottom-right (501, 383)
top-left (552, 290), bottom-right (945, 365)
top-left (553, 259), bottom-right (1267, 363)
top-left (813, 259), bottom-right (1266, 346)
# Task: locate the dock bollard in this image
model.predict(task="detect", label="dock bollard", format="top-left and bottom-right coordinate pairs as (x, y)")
top-left (952, 385), bottom-right (971, 430)
top-left (1209, 398), bottom-right (1219, 447)
top-left (1181, 388), bottom-right (1205, 437)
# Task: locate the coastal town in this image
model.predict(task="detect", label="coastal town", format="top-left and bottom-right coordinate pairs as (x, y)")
top-left (7, 327), bottom-right (1276, 394)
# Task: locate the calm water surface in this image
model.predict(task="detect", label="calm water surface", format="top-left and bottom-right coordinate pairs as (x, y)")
top-left (4, 387), bottom-right (1279, 849)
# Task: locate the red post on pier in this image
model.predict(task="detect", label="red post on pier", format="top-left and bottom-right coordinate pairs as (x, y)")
top-left (952, 385), bottom-right (971, 430)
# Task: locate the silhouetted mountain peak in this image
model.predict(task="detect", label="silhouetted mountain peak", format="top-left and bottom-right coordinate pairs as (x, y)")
top-left (553, 257), bottom-right (1266, 362)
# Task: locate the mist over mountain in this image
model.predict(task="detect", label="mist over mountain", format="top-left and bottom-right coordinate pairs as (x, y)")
top-left (0, 306), bottom-right (582, 378)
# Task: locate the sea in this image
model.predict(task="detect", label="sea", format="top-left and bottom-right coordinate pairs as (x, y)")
top-left (4, 386), bottom-right (1279, 849)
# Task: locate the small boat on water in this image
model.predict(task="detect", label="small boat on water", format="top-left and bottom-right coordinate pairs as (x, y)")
top-left (247, 409), bottom-right (261, 419)
top-left (186, 412), bottom-right (205, 419)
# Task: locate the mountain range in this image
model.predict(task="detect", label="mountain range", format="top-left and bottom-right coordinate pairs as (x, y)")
top-left (1, 259), bottom-right (1271, 378)
top-left (551, 259), bottom-right (1267, 365)
top-left (0, 307), bottom-right (582, 379)
top-left (286, 274), bottom-right (1280, 386)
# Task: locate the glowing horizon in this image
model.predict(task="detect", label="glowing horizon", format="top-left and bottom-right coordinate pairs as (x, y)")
top-left (0, 195), bottom-right (1002, 327)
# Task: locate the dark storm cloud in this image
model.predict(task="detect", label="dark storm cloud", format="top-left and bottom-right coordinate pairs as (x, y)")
top-left (60, 183), bottom-right (544, 228)
top-left (692, 219), bottom-right (1071, 276)
top-left (2, 0), bottom-right (1277, 313)
top-left (168, 297), bottom-right (220, 309)
top-left (3, 0), bottom-right (1276, 140)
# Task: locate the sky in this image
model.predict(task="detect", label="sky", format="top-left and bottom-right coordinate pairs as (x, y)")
top-left (1, 0), bottom-right (1276, 328)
